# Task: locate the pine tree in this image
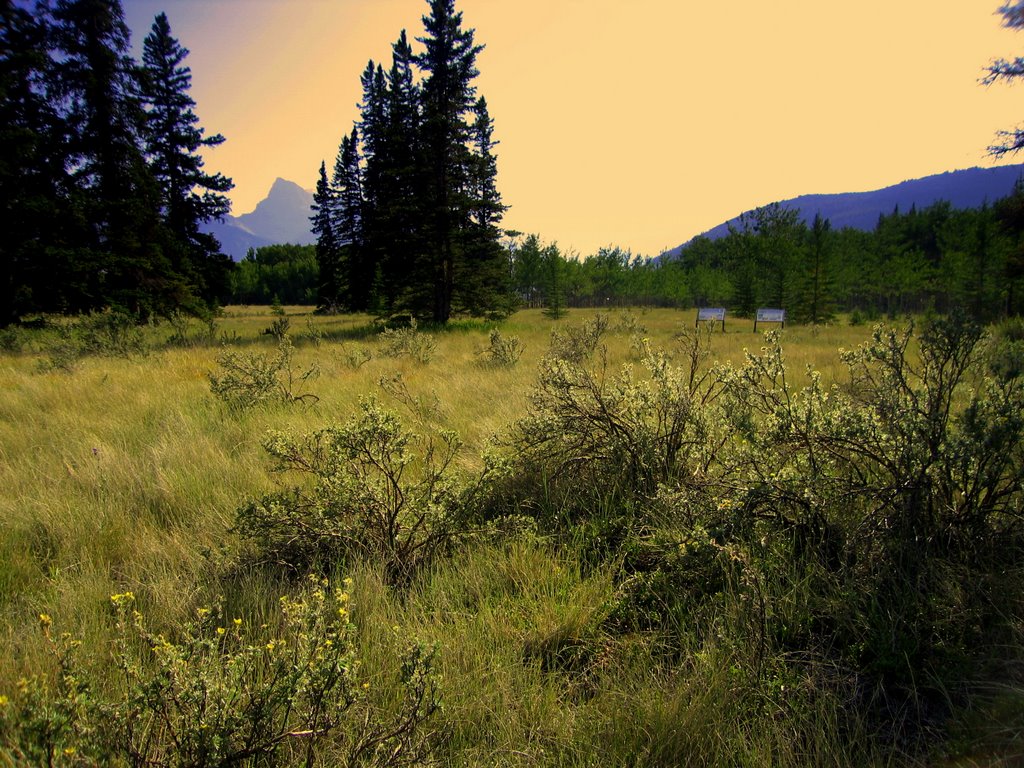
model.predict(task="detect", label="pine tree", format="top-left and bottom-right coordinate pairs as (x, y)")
top-left (139, 12), bottom-right (233, 308)
top-left (455, 95), bottom-right (511, 316)
top-left (796, 213), bottom-right (836, 324)
top-left (51, 0), bottom-right (175, 319)
top-left (541, 242), bottom-right (567, 319)
top-left (415, 0), bottom-right (485, 322)
top-left (375, 30), bottom-right (423, 313)
top-left (316, 0), bottom-right (508, 323)
top-left (331, 128), bottom-right (366, 310)
top-left (311, 160), bottom-right (341, 311)
top-left (0, 0), bottom-right (70, 325)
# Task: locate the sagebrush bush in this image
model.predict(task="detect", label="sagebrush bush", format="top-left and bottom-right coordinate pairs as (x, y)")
top-left (209, 335), bottom-right (319, 409)
top-left (36, 311), bottom-right (148, 372)
top-left (475, 329), bottom-right (523, 367)
top-left (495, 312), bottom-right (1024, 744)
top-left (235, 399), bottom-right (495, 584)
top-left (508, 325), bottom-right (724, 509)
top-left (378, 320), bottom-right (436, 364)
top-left (546, 312), bottom-right (609, 364)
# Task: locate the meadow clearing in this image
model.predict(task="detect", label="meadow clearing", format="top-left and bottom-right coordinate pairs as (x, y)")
top-left (0, 307), bottom-right (1021, 766)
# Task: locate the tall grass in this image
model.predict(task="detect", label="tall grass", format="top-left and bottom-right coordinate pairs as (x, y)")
top-left (1, 307), bottom-right (1016, 765)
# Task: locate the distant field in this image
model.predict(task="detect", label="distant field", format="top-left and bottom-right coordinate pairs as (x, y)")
top-left (0, 307), bottom-right (1019, 766)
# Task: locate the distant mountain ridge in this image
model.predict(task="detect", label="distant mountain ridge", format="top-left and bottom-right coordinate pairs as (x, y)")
top-left (667, 164), bottom-right (1024, 256)
top-left (203, 178), bottom-right (315, 260)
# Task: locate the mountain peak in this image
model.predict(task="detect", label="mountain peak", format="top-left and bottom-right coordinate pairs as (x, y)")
top-left (265, 177), bottom-right (311, 201)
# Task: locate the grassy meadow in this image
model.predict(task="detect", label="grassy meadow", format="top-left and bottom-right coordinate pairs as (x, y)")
top-left (1, 307), bottom-right (1021, 766)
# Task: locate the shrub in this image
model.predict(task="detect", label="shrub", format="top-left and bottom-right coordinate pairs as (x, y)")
top-left (0, 584), bottom-right (443, 767)
top-left (235, 399), bottom-right (490, 584)
top-left (378, 320), bottom-right (436, 364)
top-left (546, 313), bottom-right (609, 364)
top-left (378, 372), bottom-right (444, 423)
top-left (263, 316), bottom-right (291, 341)
top-left (36, 311), bottom-right (148, 372)
top-left (475, 329), bottom-right (523, 367)
top-left (713, 315), bottom-right (1024, 690)
top-left (509, 326), bottom-right (724, 507)
top-left (164, 312), bottom-right (219, 348)
top-left (340, 343), bottom-right (373, 369)
top-left (209, 335), bottom-right (319, 410)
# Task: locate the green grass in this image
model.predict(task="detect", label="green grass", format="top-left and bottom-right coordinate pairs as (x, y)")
top-left (0, 306), bottom-right (1017, 766)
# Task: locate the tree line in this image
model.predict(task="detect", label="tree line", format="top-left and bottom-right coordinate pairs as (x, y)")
top-left (1, 0), bottom-right (232, 328)
top-left (310, 0), bottom-right (511, 323)
top-left (232, 189), bottom-right (1024, 323)
top-left (505, 190), bottom-right (1024, 322)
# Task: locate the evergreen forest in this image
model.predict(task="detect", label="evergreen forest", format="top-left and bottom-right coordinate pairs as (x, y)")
top-left (1, 0), bottom-right (233, 326)
top-left (310, 1), bottom-right (510, 322)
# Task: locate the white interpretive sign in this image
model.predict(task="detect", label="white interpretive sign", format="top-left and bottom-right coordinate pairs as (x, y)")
top-left (754, 308), bottom-right (786, 331)
top-left (696, 307), bottom-right (726, 330)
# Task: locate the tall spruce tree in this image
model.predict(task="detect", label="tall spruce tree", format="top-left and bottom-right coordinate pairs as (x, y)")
top-left (0, 0), bottom-right (70, 325)
top-left (795, 213), bottom-right (836, 324)
top-left (375, 30), bottom-right (423, 312)
top-left (456, 95), bottom-right (511, 316)
top-left (314, 0), bottom-right (508, 322)
top-left (331, 128), bottom-right (366, 310)
top-left (415, 0), bottom-right (485, 322)
top-left (311, 160), bottom-right (342, 311)
top-left (139, 12), bottom-right (233, 308)
top-left (51, 0), bottom-right (177, 319)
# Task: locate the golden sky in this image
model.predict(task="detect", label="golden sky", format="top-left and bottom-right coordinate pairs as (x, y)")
top-left (124, 0), bottom-right (1024, 256)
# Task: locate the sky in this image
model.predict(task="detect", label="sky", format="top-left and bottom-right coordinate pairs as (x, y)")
top-left (122, 0), bottom-right (1024, 257)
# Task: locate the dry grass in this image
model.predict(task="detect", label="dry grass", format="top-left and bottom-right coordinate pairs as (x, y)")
top-left (1, 306), bottom-right (916, 764)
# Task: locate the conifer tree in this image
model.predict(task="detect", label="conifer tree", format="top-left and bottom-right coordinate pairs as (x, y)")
top-left (795, 213), bottom-right (836, 324)
top-left (456, 95), bottom-right (511, 316)
top-left (331, 128), bottom-right (367, 310)
top-left (315, 0), bottom-right (509, 322)
top-left (541, 242), bottom-right (567, 319)
top-left (51, 0), bottom-right (175, 319)
top-left (311, 160), bottom-right (342, 311)
top-left (375, 30), bottom-right (423, 312)
top-left (139, 12), bottom-right (233, 308)
top-left (415, 0), bottom-right (484, 322)
top-left (0, 0), bottom-right (69, 325)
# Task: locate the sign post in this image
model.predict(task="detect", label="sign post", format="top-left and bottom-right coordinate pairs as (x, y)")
top-left (696, 307), bottom-right (726, 332)
top-left (754, 308), bottom-right (786, 332)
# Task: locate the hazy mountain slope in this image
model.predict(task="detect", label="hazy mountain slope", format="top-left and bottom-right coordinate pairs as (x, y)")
top-left (667, 164), bottom-right (1024, 256)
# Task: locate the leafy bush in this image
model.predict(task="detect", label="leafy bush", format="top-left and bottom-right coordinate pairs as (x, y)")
top-left (378, 320), bottom-right (436, 364)
top-left (236, 399), bottom-right (491, 584)
top-left (340, 342), bottom-right (373, 369)
top-left (0, 583), bottom-right (443, 767)
top-left (378, 372), bottom-right (445, 423)
top-left (263, 316), bottom-right (291, 341)
top-left (209, 335), bottom-right (319, 410)
top-left (509, 326), bottom-right (724, 507)
top-left (496, 312), bottom-right (1024, 743)
top-left (475, 329), bottom-right (523, 367)
top-left (36, 311), bottom-right (148, 372)
top-left (710, 315), bottom-right (1024, 692)
top-left (165, 312), bottom-right (219, 348)
top-left (546, 313), bottom-right (609, 364)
